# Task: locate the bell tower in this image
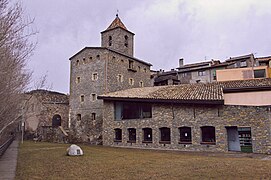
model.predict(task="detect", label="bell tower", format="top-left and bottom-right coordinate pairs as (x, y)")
top-left (101, 14), bottom-right (134, 57)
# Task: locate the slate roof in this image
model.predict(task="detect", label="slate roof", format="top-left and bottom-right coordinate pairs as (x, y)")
top-left (98, 78), bottom-right (271, 104)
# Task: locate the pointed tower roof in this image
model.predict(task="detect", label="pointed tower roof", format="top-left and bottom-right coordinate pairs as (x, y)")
top-left (106, 14), bottom-right (127, 31)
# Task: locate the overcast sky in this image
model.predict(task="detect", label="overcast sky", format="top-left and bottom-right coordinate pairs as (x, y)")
top-left (22, 0), bottom-right (271, 93)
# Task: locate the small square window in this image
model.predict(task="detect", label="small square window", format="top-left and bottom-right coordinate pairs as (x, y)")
top-left (76, 114), bottom-right (81, 121)
top-left (129, 60), bottom-right (134, 69)
top-left (129, 78), bottom-right (134, 85)
top-left (144, 68), bottom-right (147, 73)
top-left (92, 113), bottom-right (96, 120)
top-left (89, 56), bottom-right (92, 60)
top-left (117, 74), bottom-right (123, 82)
top-left (92, 73), bottom-right (98, 81)
top-left (91, 94), bottom-right (97, 101)
top-left (76, 77), bottom-right (81, 83)
top-left (96, 55), bottom-right (100, 60)
top-left (80, 95), bottom-right (85, 102)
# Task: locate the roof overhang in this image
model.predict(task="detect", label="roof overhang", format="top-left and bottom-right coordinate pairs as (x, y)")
top-left (97, 96), bottom-right (224, 105)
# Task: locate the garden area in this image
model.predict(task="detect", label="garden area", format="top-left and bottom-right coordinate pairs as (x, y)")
top-left (16, 141), bottom-right (271, 179)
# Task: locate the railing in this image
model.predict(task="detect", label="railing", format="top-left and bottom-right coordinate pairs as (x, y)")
top-left (0, 135), bottom-right (15, 157)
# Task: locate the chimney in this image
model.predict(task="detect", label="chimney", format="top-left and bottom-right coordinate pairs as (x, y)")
top-left (179, 58), bottom-right (184, 67)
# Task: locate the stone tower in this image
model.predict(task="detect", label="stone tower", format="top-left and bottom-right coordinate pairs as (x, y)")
top-left (101, 14), bottom-right (134, 56)
top-left (69, 15), bottom-right (152, 143)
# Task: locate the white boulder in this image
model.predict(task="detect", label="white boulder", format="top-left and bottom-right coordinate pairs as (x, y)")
top-left (66, 144), bottom-right (83, 156)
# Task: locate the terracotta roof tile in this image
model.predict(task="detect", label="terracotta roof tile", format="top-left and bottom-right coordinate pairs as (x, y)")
top-left (99, 79), bottom-right (271, 103)
top-left (106, 15), bottom-right (127, 31)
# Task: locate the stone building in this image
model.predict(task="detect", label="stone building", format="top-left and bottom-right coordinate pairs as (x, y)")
top-left (22, 89), bottom-right (69, 142)
top-left (99, 78), bottom-right (271, 154)
top-left (69, 15), bottom-right (152, 143)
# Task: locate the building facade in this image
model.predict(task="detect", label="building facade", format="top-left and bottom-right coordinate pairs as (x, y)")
top-left (99, 79), bottom-right (271, 154)
top-left (69, 15), bottom-right (152, 143)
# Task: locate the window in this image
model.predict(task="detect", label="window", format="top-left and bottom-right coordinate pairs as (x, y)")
top-left (114, 102), bottom-right (152, 120)
top-left (160, 127), bottom-right (171, 143)
top-left (76, 77), bottom-right (81, 83)
top-left (76, 114), bottom-right (81, 121)
top-left (91, 94), bottom-right (97, 101)
top-left (128, 128), bottom-right (136, 143)
top-left (201, 126), bottom-right (216, 144)
top-left (91, 113), bottom-right (96, 120)
top-left (181, 73), bottom-right (187, 78)
top-left (52, 114), bottom-right (61, 127)
top-left (92, 73), bottom-right (98, 81)
top-left (117, 74), bottom-right (123, 82)
top-left (128, 60), bottom-right (134, 69)
top-left (114, 128), bottom-right (122, 142)
top-left (80, 95), bottom-right (85, 102)
top-left (144, 68), bottom-right (147, 73)
top-left (198, 70), bottom-right (206, 76)
top-left (129, 78), bottom-right (134, 85)
top-left (254, 69), bottom-right (266, 78)
top-left (83, 58), bottom-right (86, 64)
top-left (143, 128), bottom-right (152, 143)
top-left (96, 55), bottom-right (100, 60)
top-left (240, 61), bottom-right (247, 67)
top-left (89, 56), bottom-right (92, 60)
top-left (124, 35), bottom-right (128, 47)
top-left (138, 66), bottom-right (141, 72)
top-left (109, 36), bottom-right (112, 46)
top-left (139, 81), bottom-right (144, 87)
top-left (179, 127), bottom-right (192, 144)
top-left (213, 71), bottom-right (217, 80)
top-left (76, 60), bottom-right (79, 66)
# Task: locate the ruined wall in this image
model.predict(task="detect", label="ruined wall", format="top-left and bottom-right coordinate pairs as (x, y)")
top-left (103, 101), bottom-right (271, 154)
top-left (23, 91), bottom-right (69, 140)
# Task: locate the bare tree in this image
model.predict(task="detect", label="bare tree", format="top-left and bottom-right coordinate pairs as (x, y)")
top-left (0, 0), bottom-right (36, 138)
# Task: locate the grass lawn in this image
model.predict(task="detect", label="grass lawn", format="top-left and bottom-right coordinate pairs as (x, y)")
top-left (16, 141), bottom-right (271, 180)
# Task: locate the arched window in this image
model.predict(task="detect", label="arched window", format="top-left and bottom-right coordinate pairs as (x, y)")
top-left (109, 36), bottom-right (112, 46)
top-left (201, 126), bottom-right (216, 144)
top-left (52, 114), bottom-right (61, 127)
top-left (179, 127), bottom-right (192, 144)
top-left (124, 35), bottom-right (128, 47)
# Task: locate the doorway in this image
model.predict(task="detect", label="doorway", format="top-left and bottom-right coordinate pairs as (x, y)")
top-left (226, 126), bottom-right (241, 151)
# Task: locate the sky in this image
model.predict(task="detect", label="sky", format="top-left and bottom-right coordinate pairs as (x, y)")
top-left (21, 0), bottom-right (271, 93)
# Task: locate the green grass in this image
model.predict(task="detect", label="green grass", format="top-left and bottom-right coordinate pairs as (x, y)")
top-left (16, 141), bottom-right (271, 179)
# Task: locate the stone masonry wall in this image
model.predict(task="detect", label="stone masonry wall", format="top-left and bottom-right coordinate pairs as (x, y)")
top-left (103, 101), bottom-right (271, 154)
top-left (69, 48), bottom-right (151, 143)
